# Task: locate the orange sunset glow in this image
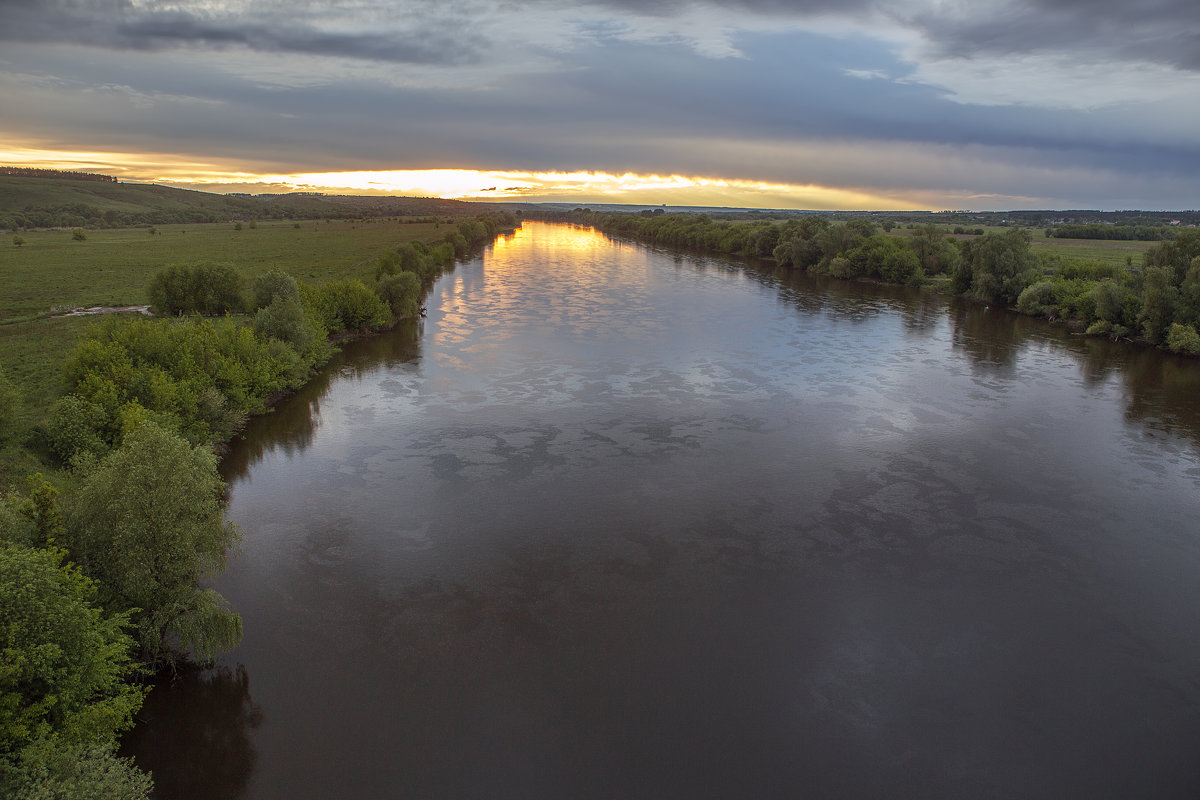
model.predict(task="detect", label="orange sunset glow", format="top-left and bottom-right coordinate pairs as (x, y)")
top-left (0, 144), bottom-right (927, 210)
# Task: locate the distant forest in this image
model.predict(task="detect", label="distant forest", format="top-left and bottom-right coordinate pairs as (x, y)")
top-left (0, 166), bottom-right (117, 182)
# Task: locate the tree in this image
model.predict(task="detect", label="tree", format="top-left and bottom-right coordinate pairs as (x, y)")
top-left (1139, 266), bottom-right (1179, 344)
top-left (253, 296), bottom-right (315, 352)
top-left (1176, 256), bottom-right (1200, 327)
top-left (2, 742), bottom-right (153, 800)
top-left (1017, 280), bottom-right (1058, 318)
top-left (844, 234), bottom-right (922, 284)
top-left (12, 235), bottom-right (25, 247)
top-left (70, 421), bottom-right (242, 667)
top-left (962, 229), bottom-right (1038, 305)
top-left (910, 224), bottom-right (961, 276)
top-left (1167, 323), bottom-right (1200, 355)
top-left (0, 543), bottom-right (145, 755)
top-left (377, 272), bottom-right (421, 319)
top-left (71, 228), bottom-right (87, 241)
top-left (250, 270), bottom-right (300, 310)
top-left (147, 262), bottom-right (243, 315)
top-left (311, 279), bottom-right (390, 332)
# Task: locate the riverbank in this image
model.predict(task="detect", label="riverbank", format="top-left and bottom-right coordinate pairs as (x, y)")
top-left (0, 213), bottom-right (516, 798)
top-left (533, 210), bottom-right (1200, 358)
top-left (120, 220), bottom-right (1200, 800)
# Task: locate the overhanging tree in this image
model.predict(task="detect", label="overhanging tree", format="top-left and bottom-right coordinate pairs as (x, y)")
top-left (70, 420), bottom-right (243, 668)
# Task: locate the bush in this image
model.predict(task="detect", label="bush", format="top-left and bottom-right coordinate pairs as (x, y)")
top-left (148, 262), bottom-right (243, 315)
top-left (1016, 280), bottom-right (1058, 317)
top-left (12, 235), bottom-right (25, 247)
top-left (250, 270), bottom-right (300, 310)
top-left (2, 742), bottom-right (152, 800)
top-left (71, 228), bottom-right (87, 241)
top-left (1139, 266), bottom-right (1179, 344)
top-left (43, 395), bottom-right (110, 464)
top-left (62, 316), bottom-right (302, 448)
top-left (309, 280), bottom-right (388, 333)
top-left (1167, 323), bottom-right (1200, 355)
top-left (377, 272), bottom-right (421, 319)
top-left (827, 256), bottom-right (857, 279)
top-left (253, 297), bottom-right (314, 352)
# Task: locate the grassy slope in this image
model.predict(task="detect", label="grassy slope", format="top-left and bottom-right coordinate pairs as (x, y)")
top-left (0, 176), bottom-right (239, 214)
top-left (0, 175), bottom-right (479, 220)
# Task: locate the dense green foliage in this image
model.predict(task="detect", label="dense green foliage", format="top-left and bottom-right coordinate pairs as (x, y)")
top-left (0, 209), bottom-right (515, 796)
top-left (377, 272), bottom-right (422, 319)
top-left (250, 269), bottom-right (301, 310)
top-left (959, 229), bottom-right (1040, 306)
top-left (0, 542), bottom-right (150, 798)
top-left (70, 422), bottom-right (243, 668)
top-left (0, 543), bottom-right (144, 750)
top-left (3, 741), bottom-right (153, 800)
top-left (50, 316), bottom-right (306, 456)
top-left (1047, 224), bottom-right (1171, 241)
top-left (148, 261), bottom-right (244, 315)
top-left (253, 297), bottom-right (320, 355)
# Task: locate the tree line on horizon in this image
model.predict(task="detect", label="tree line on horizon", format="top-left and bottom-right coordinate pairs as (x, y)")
top-left (0, 166), bottom-right (118, 182)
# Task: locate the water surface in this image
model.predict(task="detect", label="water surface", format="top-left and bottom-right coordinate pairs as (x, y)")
top-left (127, 222), bottom-right (1200, 798)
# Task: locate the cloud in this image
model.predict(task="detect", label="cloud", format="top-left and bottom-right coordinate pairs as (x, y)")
top-left (0, 0), bottom-right (478, 65)
top-left (903, 0), bottom-right (1200, 72)
top-left (2, 0), bottom-right (1199, 209)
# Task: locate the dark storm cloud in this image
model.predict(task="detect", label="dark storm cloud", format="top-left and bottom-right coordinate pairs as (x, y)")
top-left (4, 0), bottom-right (1196, 72)
top-left (3, 0), bottom-right (1199, 209)
top-left (574, 0), bottom-right (875, 15)
top-left (0, 0), bottom-right (472, 65)
top-left (904, 0), bottom-right (1200, 71)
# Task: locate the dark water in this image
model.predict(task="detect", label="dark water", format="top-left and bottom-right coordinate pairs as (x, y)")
top-left (125, 223), bottom-right (1200, 799)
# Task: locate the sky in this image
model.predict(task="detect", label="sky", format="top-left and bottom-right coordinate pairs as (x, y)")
top-left (2, 0), bottom-right (1199, 210)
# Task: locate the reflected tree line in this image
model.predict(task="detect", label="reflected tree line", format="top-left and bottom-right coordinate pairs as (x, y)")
top-left (738, 247), bottom-right (1200, 451)
top-left (120, 665), bottom-right (262, 800)
top-left (221, 319), bottom-right (423, 484)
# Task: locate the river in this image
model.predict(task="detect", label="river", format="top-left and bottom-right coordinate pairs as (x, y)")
top-left (125, 222), bottom-right (1200, 798)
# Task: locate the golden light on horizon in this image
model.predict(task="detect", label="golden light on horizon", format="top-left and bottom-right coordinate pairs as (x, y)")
top-left (0, 142), bottom-right (929, 211)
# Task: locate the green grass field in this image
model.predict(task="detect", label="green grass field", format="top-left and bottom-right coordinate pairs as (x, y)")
top-left (0, 218), bottom-right (455, 441)
top-left (1030, 235), bottom-right (1156, 266)
top-left (890, 226), bottom-right (1156, 267)
top-left (0, 218), bottom-right (451, 319)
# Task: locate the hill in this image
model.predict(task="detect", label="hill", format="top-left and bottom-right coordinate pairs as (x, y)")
top-left (0, 173), bottom-right (480, 230)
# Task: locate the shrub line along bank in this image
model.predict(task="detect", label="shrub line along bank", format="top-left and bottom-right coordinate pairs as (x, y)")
top-left (530, 209), bottom-right (1200, 356)
top-left (0, 212), bottom-right (517, 798)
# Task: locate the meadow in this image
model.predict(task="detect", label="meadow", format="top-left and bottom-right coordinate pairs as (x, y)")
top-left (1, 218), bottom-right (449, 319)
top-left (901, 225), bottom-right (1157, 267)
top-left (0, 218), bottom-right (451, 439)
